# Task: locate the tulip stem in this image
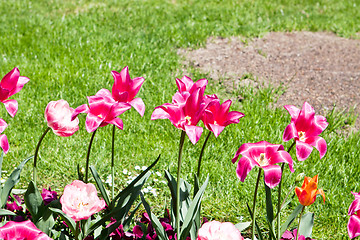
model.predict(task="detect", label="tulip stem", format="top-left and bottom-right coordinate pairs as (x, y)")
top-left (296, 205), bottom-right (306, 240)
top-left (111, 125), bottom-right (116, 200)
top-left (85, 129), bottom-right (97, 183)
top-left (197, 131), bottom-right (211, 178)
top-left (33, 127), bottom-right (51, 186)
top-left (252, 168), bottom-right (262, 240)
top-left (176, 130), bottom-right (186, 239)
top-left (288, 141), bottom-right (295, 153)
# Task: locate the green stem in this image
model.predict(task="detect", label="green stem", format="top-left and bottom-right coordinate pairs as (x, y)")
top-left (111, 125), bottom-right (116, 200)
top-left (176, 130), bottom-right (186, 239)
top-left (288, 141), bottom-right (295, 153)
top-left (296, 205), bottom-right (306, 240)
top-left (85, 129), bottom-right (97, 183)
top-left (252, 168), bottom-right (262, 240)
top-left (196, 131), bottom-right (211, 178)
top-left (33, 127), bottom-right (51, 186)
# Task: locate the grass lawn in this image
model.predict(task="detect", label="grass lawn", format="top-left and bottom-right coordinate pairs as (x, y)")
top-left (0, 0), bottom-right (359, 238)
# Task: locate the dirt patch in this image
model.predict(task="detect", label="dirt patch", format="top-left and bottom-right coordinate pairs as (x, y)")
top-left (180, 32), bottom-right (360, 129)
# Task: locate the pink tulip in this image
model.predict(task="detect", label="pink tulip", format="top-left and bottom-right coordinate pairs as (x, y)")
top-left (176, 75), bottom-right (208, 94)
top-left (348, 191), bottom-right (360, 239)
top-left (45, 100), bottom-right (79, 137)
top-left (232, 141), bottom-right (294, 189)
top-left (0, 68), bottom-right (29, 117)
top-left (197, 221), bottom-right (244, 240)
top-left (283, 102), bottom-right (328, 161)
top-left (72, 89), bottom-right (131, 132)
top-left (202, 95), bottom-right (244, 137)
top-left (151, 87), bottom-right (208, 144)
top-left (60, 180), bottom-right (106, 222)
top-left (111, 66), bottom-right (145, 116)
top-left (0, 118), bottom-right (9, 154)
top-left (0, 220), bottom-right (53, 240)
top-left (281, 229), bottom-right (313, 240)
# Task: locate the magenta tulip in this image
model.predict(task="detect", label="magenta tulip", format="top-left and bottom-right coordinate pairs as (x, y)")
top-left (72, 90), bottom-right (131, 132)
top-left (110, 66), bottom-right (145, 116)
top-left (197, 221), bottom-right (244, 240)
top-left (60, 180), bottom-right (106, 222)
top-left (348, 191), bottom-right (360, 239)
top-left (176, 75), bottom-right (208, 94)
top-left (232, 141), bottom-right (294, 189)
top-left (151, 87), bottom-right (207, 144)
top-left (0, 220), bottom-right (52, 240)
top-left (202, 95), bottom-right (244, 137)
top-left (0, 118), bottom-right (9, 154)
top-left (283, 102), bottom-right (328, 161)
top-left (45, 100), bottom-right (79, 137)
top-left (0, 67), bottom-right (29, 117)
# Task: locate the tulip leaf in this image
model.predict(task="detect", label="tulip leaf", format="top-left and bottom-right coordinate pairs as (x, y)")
top-left (264, 183), bottom-right (274, 226)
top-left (0, 155), bottom-right (32, 208)
top-left (298, 212), bottom-right (314, 237)
top-left (24, 180), bottom-right (45, 223)
top-left (180, 175), bottom-right (209, 240)
top-left (77, 164), bottom-right (83, 182)
top-left (193, 173), bottom-right (200, 198)
top-left (0, 152), bottom-right (3, 183)
top-left (49, 207), bottom-right (77, 234)
top-left (140, 193), bottom-right (168, 240)
top-left (235, 221), bottom-right (251, 232)
top-left (123, 202), bottom-right (141, 231)
top-left (89, 166), bottom-right (111, 208)
top-left (280, 203), bottom-right (303, 236)
top-left (246, 203), bottom-right (264, 240)
top-left (0, 209), bottom-right (16, 216)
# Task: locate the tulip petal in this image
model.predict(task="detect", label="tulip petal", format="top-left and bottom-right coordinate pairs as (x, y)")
top-left (208, 124), bottom-right (225, 138)
top-left (176, 76), bottom-right (193, 92)
top-left (107, 102), bottom-right (131, 120)
top-left (130, 98), bottom-right (145, 117)
top-left (9, 76), bottom-right (30, 97)
top-left (225, 111), bottom-right (245, 125)
top-left (72, 104), bottom-right (89, 121)
top-left (237, 141), bottom-right (267, 159)
top-left (348, 214), bottom-right (360, 239)
top-left (269, 150), bottom-right (294, 172)
top-left (85, 113), bottom-right (103, 133)
top-left (107, 118), bottom-right (124, 130)
top-left (1, 67), bottom-right (19, 90)
top-left (263, 165), bottom-right (282, 189)
top-left (283, 122), bottom-right (298, 142)
top-left (0, 134), bottom-right (9, 154)
top-left (151, 107), bottom-right (170, 120)
top-left (184, 125), bottom-right (203, 145)
top-left (129, 77), bottom-right (145, 100)
top-left (296, 140), bottom-right (313, 161)
top-left (235, 156), bottom-right (255, 182)
top-left (284, 105), bottom-right (300, 121)
top-left (316, 188), bottom-right (326, 204)
top-left (306, 136), bottom-right (327, 159)
top-left (349, 199), bottom-right (360, 216)
top-left (95, 88), bottom-right (112, 98)
top-left (0, 118), bottom-right (7, 134)
top-left (3, 99), bottom-right (18, 117)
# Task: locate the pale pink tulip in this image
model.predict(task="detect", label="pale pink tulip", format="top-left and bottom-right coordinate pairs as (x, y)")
top-left (0, 118), bottom-right (9, 154)
top-left (0, 68), bottom-right (29, 117)
top-left (202, 95), bottom-right (244, 137)
top-left (176, 75), bottom-right (208, 94)
top-left (60, 180), bottom-right (106, 222)
top-left (348, 191), bottom-right (360, 239)
top-left (111, 66), bottom-right (145, 116)
top-left (0, 220), bottom-right (53, 240)
top-left (197, 221), bottom-right (244, 240)
top-left (232, 141), bottom-right (294, 189)
top-left (72, 90), bottom-right (131, 133)
top-left (45, 100), bottom-right (79, 137)
top-left (283, 102), bottom-right (328, 161)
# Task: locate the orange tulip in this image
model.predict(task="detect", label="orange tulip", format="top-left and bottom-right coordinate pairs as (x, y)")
top-left (295, 175), bottom-right (325, 206)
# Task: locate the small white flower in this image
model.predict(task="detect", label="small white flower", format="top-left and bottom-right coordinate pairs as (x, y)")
top-left (1, 178), bottom-right (6, 184)
top-left (147, 186), bottom-right (153, 191)
top-left (143, 188), bottom-right (149, 193)
top-left (135, 166), bottom-right (141, 170)
top-left (150, 189), bottom-right (157, 197)
top-left (154, 178), bottom-right (158, 182)
top-left (156, 171), bottom-right (162, 177)
top-left (142, 166), bottom-right (147, 171)
top-left (161, 180), bottom-right (167, 184)
top-left (105, 175), bottom-right (112, 186)
top-left (123, 169), bottom-right (128, 175)
top-left (128, 171), bottom-right (132, 176)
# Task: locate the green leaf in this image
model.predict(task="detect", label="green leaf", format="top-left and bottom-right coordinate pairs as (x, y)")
top-left (49, 207), bottom-right (77, 235)
top-left (77, 164), bottom-right (83, 181)
top-left (193, 173), bottom-right (200, 198)
top-left (298, 212), bottom-right (314, 238)
top-left (180, 175), bottom-right (209, 240)
top-left (0, 152), bottom-right (4, 181)
top-left (280, 203), bottom-right (303, 236)
top-left (0, 156), bottom-right (32, 208)
top-left (0, 209), bottom-right (16, 216)
top-left (246, 203), bottom-right (264, 240)
top-left (264, 183), bottom-right (274, 226)
top-left (123, 202), bottom-right (141, 231)
top-left (24, 181), bottom-right (45, 223)
top-left (235, 221), bottom-right (251, 232)
top-left (140, 193), bottom-right (168, 240)
top-left (89, 166), bottom-right (111, 208)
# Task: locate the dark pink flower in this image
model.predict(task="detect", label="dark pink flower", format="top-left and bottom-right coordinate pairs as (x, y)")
top-left (41, 187), bottom-right (58, 206)
top-left (72, 90), bottom-right (131, 132)
top-left (176, 75), bottom-right (208, 94)
top-left (348, 191), bottom-right (360, 239)
top-left (0, 220), bottom-right (52, 240)
top-left (45, 100), bottom-right (79, 137)
top-left (280, 229), bottom-right (313, 240)
top-left (283, 102), bottom-right (328, 161)
top-left (232, 141), bottom-right (294, 189)
top-left (197, 220), bottom-right (244, 240)
top-left (151, 87), bottom-right (207, 144)
top-left (0, 118), bottom-right (9, 154)
top-left (202, 95), bottom-right (244, 137)
top-left (111, 66), bottom-right (145, 116)
top-left (0, 68), bottom-right (29, 117)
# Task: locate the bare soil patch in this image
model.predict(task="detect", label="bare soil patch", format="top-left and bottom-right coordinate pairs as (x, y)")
top-left (180, 32), bottom-right (360, 129)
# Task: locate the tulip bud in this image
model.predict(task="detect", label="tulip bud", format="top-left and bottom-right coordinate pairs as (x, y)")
top-left (295, 172), bottom-right (305, 183)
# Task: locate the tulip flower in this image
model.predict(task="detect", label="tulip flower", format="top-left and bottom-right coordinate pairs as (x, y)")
top-left (41, 187), bottom-right (58, 206)
top-left (281, 229), bottom-right (314, 240)
top-left (0, 118), bottom-right (9, 154)
top-left (111, 66), bottom-right (145, 116)
top-left (45, 100), bottom-right (79, 137)
top-left (232, 141), bottom-right (294, 189)
top-left (348, 191), bottom-right (360, 239)
top-left (0, 67), bottom-right (29, 117)
top-left (295, 175), bottom-right (325, 206)
top-left (176, 75), bottom-right (208, 94)
top-left (60, 180), bottom-right (106, 222)
top-left (283, 102), bottom-right (328, 161)
top-left (151, 87), bottom-right (207, 145)
top-left (202, 95), bottom-right (244, 137)
top-left (197, 221), bottom-right (244, 240)
top-left (0, 220), bottom-right (53, 240)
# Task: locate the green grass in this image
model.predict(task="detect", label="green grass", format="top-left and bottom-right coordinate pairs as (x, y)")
top-left (0, 0), bottom-right (359, 238)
